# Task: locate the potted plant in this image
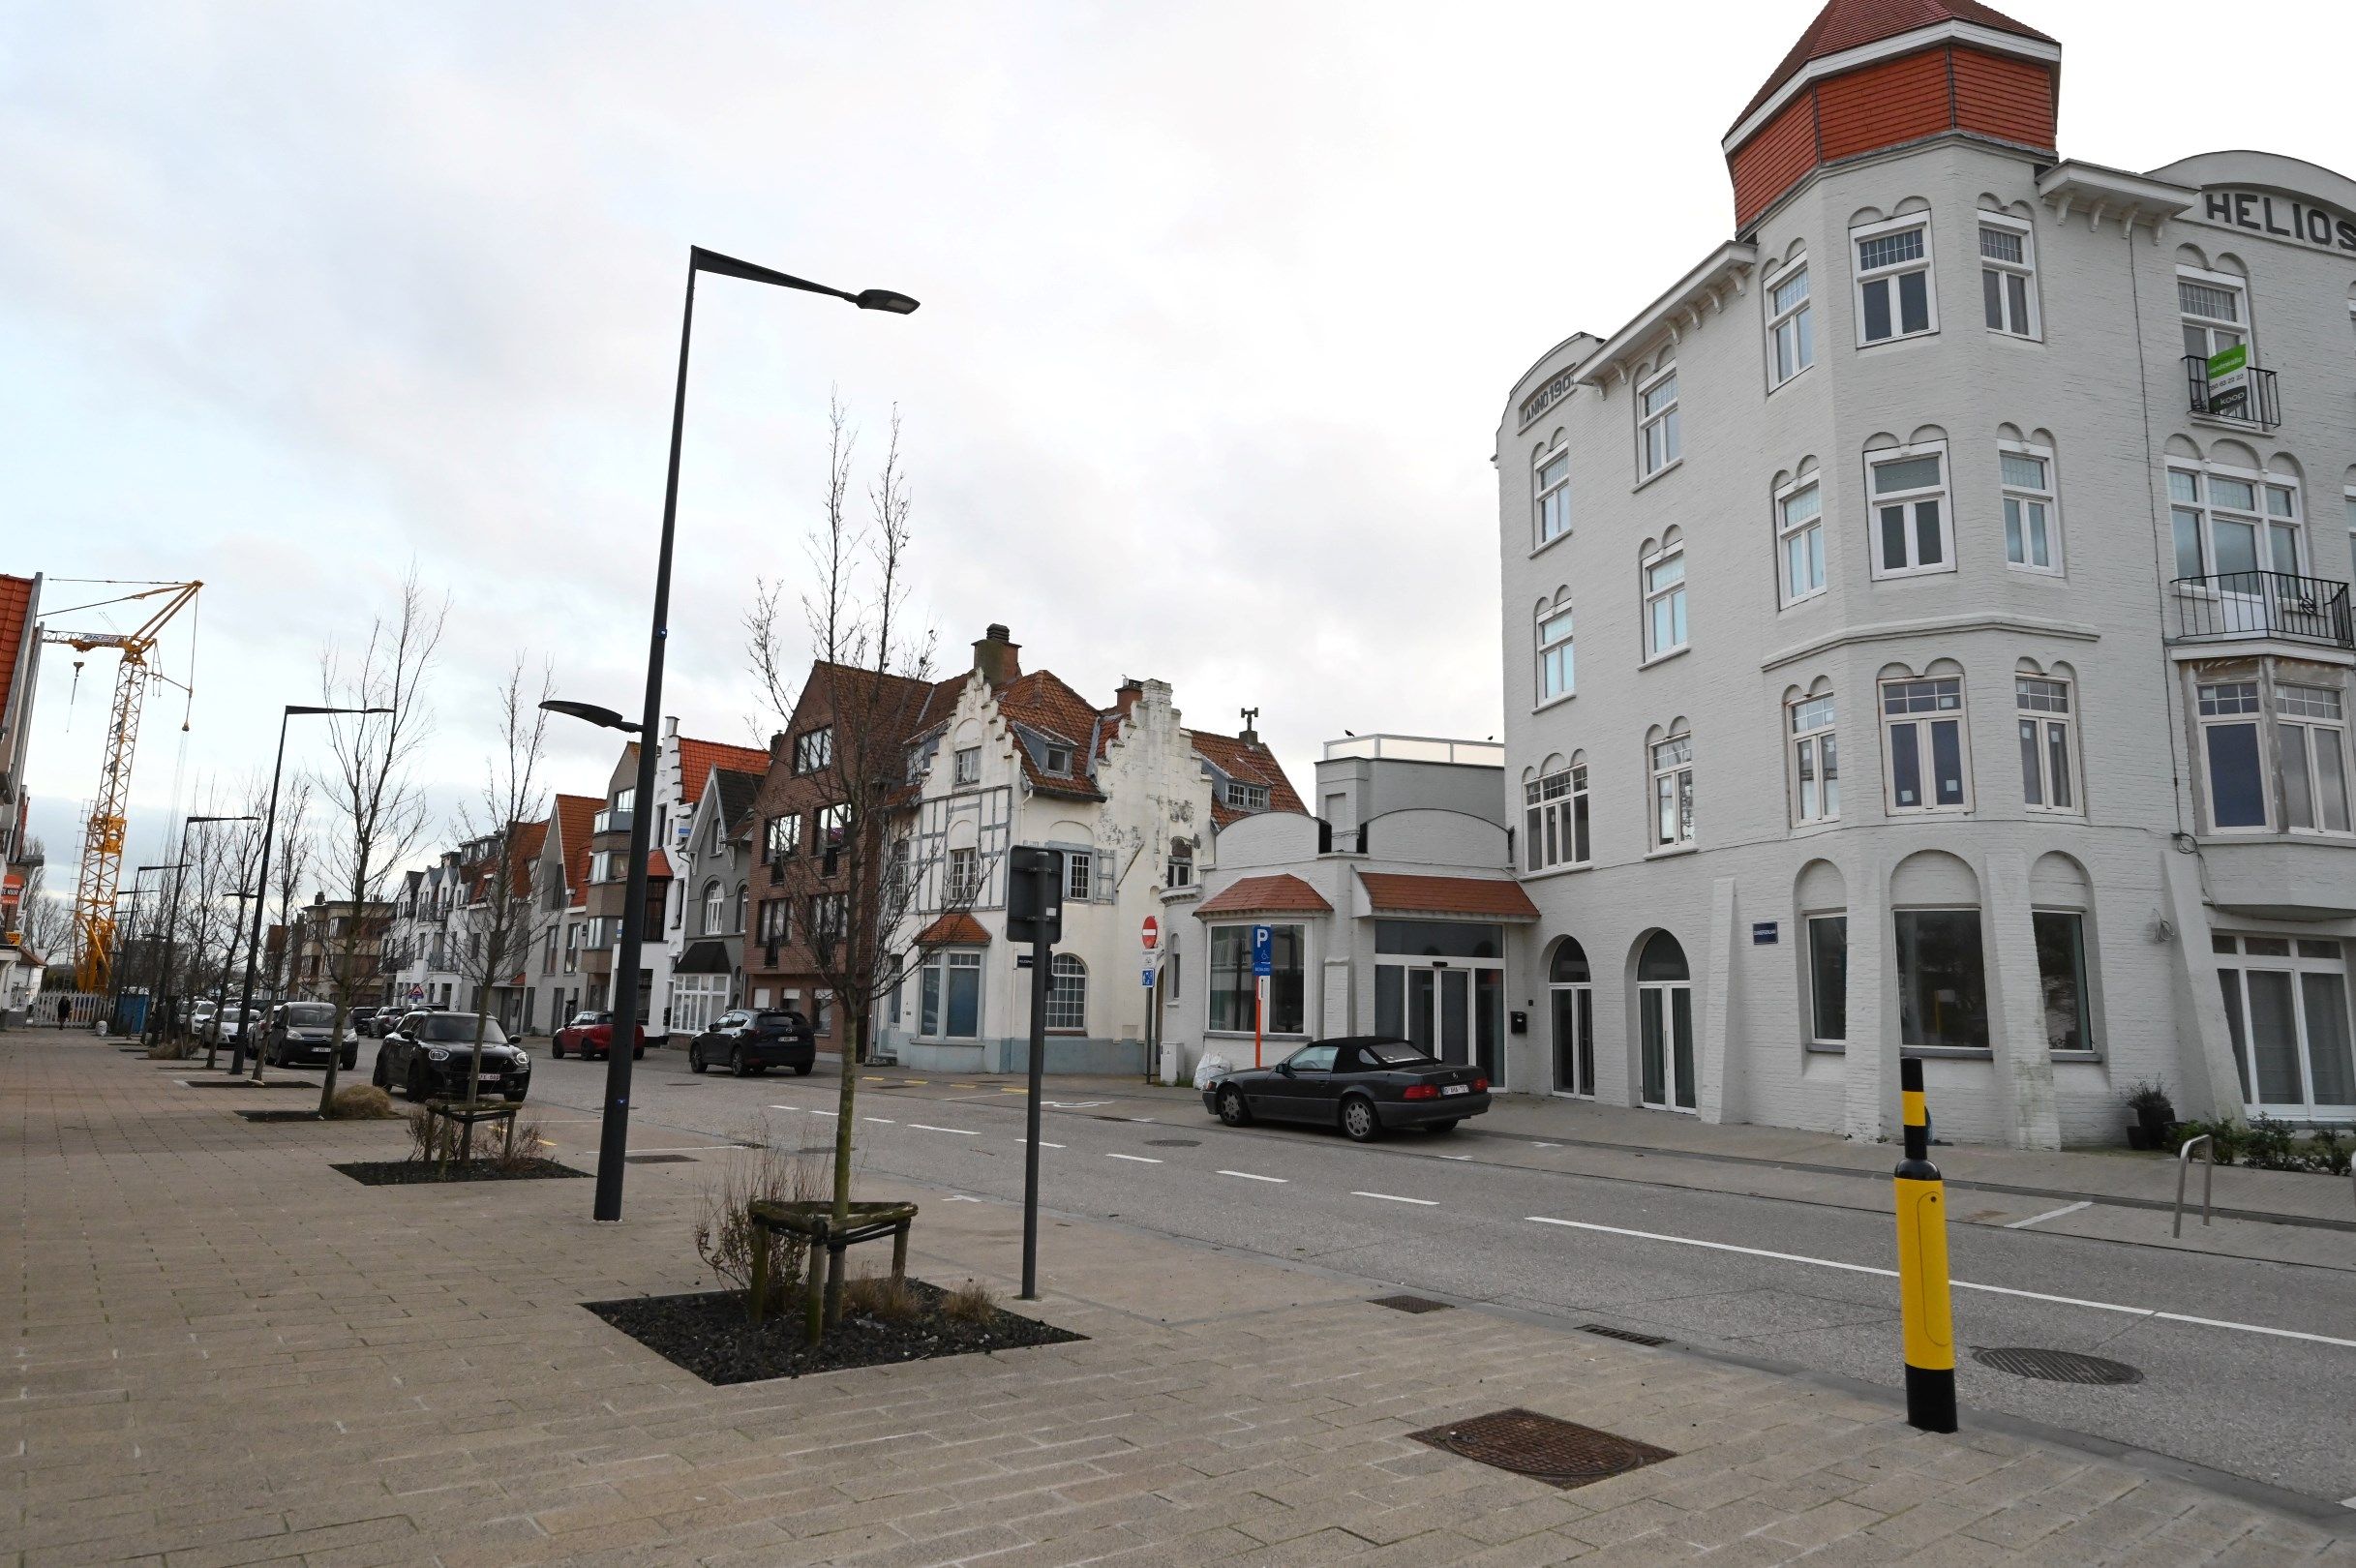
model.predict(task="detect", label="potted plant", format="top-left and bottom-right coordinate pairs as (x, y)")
top-left (2124, 1080), bottom-right (2176, 1151)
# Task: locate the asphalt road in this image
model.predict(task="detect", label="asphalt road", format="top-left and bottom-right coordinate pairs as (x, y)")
top-left (514, 1050), bottom-right (2356, 1507)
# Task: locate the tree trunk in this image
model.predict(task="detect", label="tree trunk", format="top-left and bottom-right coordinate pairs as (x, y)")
top-left (822, 995), bottom-right (867, 1331)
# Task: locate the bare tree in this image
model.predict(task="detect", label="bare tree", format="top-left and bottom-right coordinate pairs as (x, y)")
top-left (445, 657), bottom-right (554, 1124)
top-left (746, 402), bottom-right (965, 1335)
top-left (15, 841), bottom-right (72, 974)
top-left (310, 572), bottom-right (445, 1114)
top-left (264, 773), bottom-right (315, 996)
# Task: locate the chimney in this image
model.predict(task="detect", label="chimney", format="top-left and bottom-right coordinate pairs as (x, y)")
top-left (1238, 706), bottom-right (1261, 745)
top-left (1113, 678), bottom-right (1143, 721)
top-left (972, 623), bottom-right (1021, 688)
top-left (770, 731), bottom-right (787, 760)
top-left (663, 715), bottom-right (680, 739)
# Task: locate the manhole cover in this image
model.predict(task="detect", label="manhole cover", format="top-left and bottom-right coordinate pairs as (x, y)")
top-left (235, 1109), bottom-right (324, 1123)
top-left (1144, 1138), bottom-right (1200, 1147)
top-left (1580, 1323), bottom-right (1669, 1347)
top-left (1972, 1347), bottom-right (2142, 1385)
top-left (1407, 1408), bottom-right (1676, 1490)
top-left (1370, 1295), bottom-right (1453, 1313)
top-left (625, 1153), bottom-right (697, 1164)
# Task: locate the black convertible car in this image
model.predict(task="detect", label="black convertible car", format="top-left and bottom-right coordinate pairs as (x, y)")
top-left (373, 1010), bottom-right (533, 1102)
top-left (1201, 1036), bottom-right (1490, 1141)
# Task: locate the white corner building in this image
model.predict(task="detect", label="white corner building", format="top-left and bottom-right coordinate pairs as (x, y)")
top-left (1496, 0), bottom-right (2355, 1145)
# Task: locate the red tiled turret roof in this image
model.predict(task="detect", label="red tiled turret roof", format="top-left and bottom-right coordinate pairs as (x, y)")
top-left (1734, 0), bottom-right (2054, 130)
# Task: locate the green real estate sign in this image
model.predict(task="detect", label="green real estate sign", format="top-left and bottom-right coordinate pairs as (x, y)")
top-left (2205, 341), bottom-right (2250, 415)
top-left (2207, 342), bottom-right (2248, 377)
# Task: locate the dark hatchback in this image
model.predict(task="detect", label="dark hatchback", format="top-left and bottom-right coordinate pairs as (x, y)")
top-left (688, 1009), bottom-right (816, 1076)
top-left (373, 1011), bottom-right (533, 1102)
top-left (1202, 1037), bottom-right (1490, 1141)
top-left (261, 1002), bottom-right (359, 1070)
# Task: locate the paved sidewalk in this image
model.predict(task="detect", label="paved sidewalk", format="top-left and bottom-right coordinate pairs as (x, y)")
top-left (5, 1032), bottom-right (2351, 1567)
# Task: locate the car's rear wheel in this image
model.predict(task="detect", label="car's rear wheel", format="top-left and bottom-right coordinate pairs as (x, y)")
top-left (730, 1045), bottom-right (747, 1078)
top-left (689, 1043), bottom-right (708, 1073)
top-left (371, 1051), bottom-right (388, 1089)
top-left (793, 1062), bottom-right (813, 1076)
top-left (552, 1038), bottom-right (565, 1059)
top-left (1340, 1095), bottom-right (1381, 1142)
top-left (1218, 1086), bottom-right (1251, 1127)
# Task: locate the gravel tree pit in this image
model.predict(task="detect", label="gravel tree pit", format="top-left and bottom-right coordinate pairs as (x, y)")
top-left (584, 1282), bottom-right (1084, 1384)
top-left (332, 1159), bottom-right (590, 1185)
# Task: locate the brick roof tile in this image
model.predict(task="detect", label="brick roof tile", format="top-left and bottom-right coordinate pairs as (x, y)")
top-left (1733, 0), bottom-right (2054, 132)
top-left (1193, 874), bottom-right (1332, 919)
top-left (1356, 872), bottom-right (1540, 921)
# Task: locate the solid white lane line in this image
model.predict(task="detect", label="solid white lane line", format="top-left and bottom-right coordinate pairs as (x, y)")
top-left (1218, 1170), bottom-right (1287, 1183)
top-left (808, 1109), bottom-right (838, 1117)
top-left (2006, 1200), bottom-right (2092, 1229)
top-left (863, 1117), bottom-right (896, 1125)
top-left (618, 1146), bottom-right (740, 1156)
top-left (907, 1124), bottom-right (979, 1135)
top-left (1436, 1154), bottom-right (1473, 1161)
top-left (1038, 1141), bottom-right (1065, 1150)
top-left (1523, 1216), bottom-right (2356, 1350)
top-left (766, 1104), bottom-right (801, 1111)
top-left (1105, 1152), bottom-right (1162, 1163)
top-left (1354, 1191), bottom-right (1438, 1206)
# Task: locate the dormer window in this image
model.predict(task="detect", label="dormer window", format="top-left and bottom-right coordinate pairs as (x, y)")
top-left (793, 727), bottom-right (834, 775)
top-left (1222, 780), bottom-right (1270, 812)
top-left (1042, 744), bottom-right (1073, 775)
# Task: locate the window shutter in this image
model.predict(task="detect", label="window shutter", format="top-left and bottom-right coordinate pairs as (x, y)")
top-left (1095, 854), bottom-right (1114, 902)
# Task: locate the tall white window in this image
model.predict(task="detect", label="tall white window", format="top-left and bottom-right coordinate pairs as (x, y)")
top-left (1536, 595), bottom-right (1574, 704)
top-left (2279, 684), bottom-right (2353, 835)
top-left (2344, 490), bottom-right (2355, 582)
top-left (952, 746), bottom-right (981, 786)
top-left (1767, 262), bottom-right (1814, 385)
top-left (2016, 676), bottom-right (2078, 814)
top-left (1524, 762), bottom-right (1590, 872)
top-left (1638, 368), bottom-right (1680, 478)
top-left (1978, 219), bottom-right (2038, 338)
top-left (1642, 542), bottom-right (1687, 659)
top-left (2178, 272), bottom-right (2247, 362)
top-left (701, 880), bottom-right (724, 935)
top-left (2262, 481), bottom-right (2304, 575)
top-left (1882, 677), bottom-right (1970, 812)
top-left (1534, 446), bottom-right (1571, 546)
top-left (2000, 446), bottom-right (2060, 572)
top-left (2198, 680), bottom-right (2269, 831)
top-left (1790, 692), bottom-right (1839, 825)
top-left (1868, 446), bottom-right (1952, 578)
top-left (945, 846), bottom-right (981, 903)
top-left (1855, 217), bottom-right (1935, 344)
top-left (1650, 731), bottom-right (1694, 850)
top-left (1045, 953), bottom-right (1088, 1032)
top-left (1777, 479), bottom-right (1825, 604)
top-left (1065, 850), bottom-right (1094, 901)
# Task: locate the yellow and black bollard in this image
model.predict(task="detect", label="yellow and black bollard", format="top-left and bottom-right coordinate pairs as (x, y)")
top-left (1894, 1056), bottom-right (1957, 1432)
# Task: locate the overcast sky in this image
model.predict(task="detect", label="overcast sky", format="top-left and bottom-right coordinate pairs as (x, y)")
top-left (7, 0), bottom-right (2352, 892)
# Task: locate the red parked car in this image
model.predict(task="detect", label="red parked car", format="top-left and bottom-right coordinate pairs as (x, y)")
top-left (551, 1010), bottom-right (646, 1061)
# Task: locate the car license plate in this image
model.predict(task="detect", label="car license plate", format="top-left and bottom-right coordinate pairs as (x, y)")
top-left (1441, 1083), bottom-right (1469, 1096)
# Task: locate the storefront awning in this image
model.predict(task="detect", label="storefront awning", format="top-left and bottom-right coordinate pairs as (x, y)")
top-left (1356, 872), bottom-right (1539, 921)
top-left (675, 939), bottom-right (734, 975)
top-left (1193, 874), bottom-right (1332, 919)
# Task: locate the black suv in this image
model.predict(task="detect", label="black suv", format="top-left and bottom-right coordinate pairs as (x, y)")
top-left (688, 1009), bottom-right (815, 1077)
top-left (374, 1011), bottom-right (533, 1101)
top-left (261, 1001), bottom-right (359, 1070)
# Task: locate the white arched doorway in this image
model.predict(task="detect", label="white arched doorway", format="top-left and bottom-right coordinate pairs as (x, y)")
top-left (1549, 938), bottom-right (1593, 1097)
top-left (1637, 931), bottom-right (1695, 1112)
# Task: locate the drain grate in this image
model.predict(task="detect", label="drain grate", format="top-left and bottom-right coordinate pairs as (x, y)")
top-left (235, 1109), bottom-right (324, 1123)
top-left (1579, 1323), bottom-right (1670, 1347)
top-left (1972, 1346), bottom-right (2142, 1385)
top-left (1407, 1408), bottom-right (1676, 1490)
top-left (1370, 1294), bottom-right (1453, 1313)
top-left (1144, 1138), bottom-right (1200, 1148)
top-left (625, 1153), bottom-right (698, 1164)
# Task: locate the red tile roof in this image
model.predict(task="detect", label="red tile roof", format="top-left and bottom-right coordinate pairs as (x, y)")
top-left (647, 850), bottom-right (672, 880)
top-left (1193, 874), bottom-right (1332, 919)
top-left (551, 794), bottom-right (600, 904)
top-left (0, 575), bottom-right (34, 717)
top-left (677, 735), bottom-right (770, 805)
top-left (996, 670), bottom-right (1110, 800)
top-left (506, 819), bottom-right (547, 899)
top-left (915, 912), bottom-right (990, 948)
top-left (1734, 0), bottom-right (2054, 130)
top-left (1356, 873), bottom-right (1540, 921)
top-left (1189, 730), bottom-right (1307, 827)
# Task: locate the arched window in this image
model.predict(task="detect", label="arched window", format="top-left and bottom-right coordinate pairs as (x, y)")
top-left (1045, 953), bottom-right (1087, 1032)
top-left (701, 881), bottom-right (724, 935)
top-left (1166, 838), bottom-right (1193, 889)
top-left (1638, 931), bottom-right (1690, 981)
top-left (1534, 440), bottom-right (1571, 546)
top-left (1549, 938), bottom-right (1592, 1097)
top-left (1636, 931), bottom-right (1695, 1112)
top-left (732, 884), bottom-right (748, 934)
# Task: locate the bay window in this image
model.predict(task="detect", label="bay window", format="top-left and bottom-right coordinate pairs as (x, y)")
top-left (1767, 262), bottom-right (1813, 385)
top-left (1650, 731), bottom-right (1694, 850)
top-left (1806, 914), bottom-right (1847, 1048)
top-left (2279, 684), bottom-right (2353, 834)
top-left (2016, 676), bottom-right (2077, 814)
top-left (1643, 542), bottom-right (1687, 658)
top-left (2197, 679), bottom-right (2269, 830)
top-left (1855, 217), bottom-right (1935, 344)
top-left (1534, 446), bottom-right (1571, 546)
top-left (1978, 219), bottom-right (2038, 338)
top-left (1778, 479), bottom-right (1825, 604)
top-left (1789, 692), bottom-right (1838, 825)
top-left (2178, 272), bottom-right (2247, 363)
top-left (1536, 595), bottom-right (1574, 704)
top-left (1883, 677), bottom-right (1969, 812)
top-left (2000, 447), bottom-right (2059, 572)
top-left (1895, 908), bottom-right (1990, 1050)
top-left (2033, 911), bottom-right (2093, 1053)
top-left (918, 950), bottom-right (982, 1039)
top-left (1868, 446), bottom-right (1951, 578)
top-left (1209, 923), bottom-right (1304, 1035)
top-left (1638, 368), bottom-right (1680, 479)
top-left (1524, 761), bottom-right (1590, 872)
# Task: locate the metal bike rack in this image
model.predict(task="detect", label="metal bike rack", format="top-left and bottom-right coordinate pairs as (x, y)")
top-left (2173, 1133), bottom-right (2213, 1238)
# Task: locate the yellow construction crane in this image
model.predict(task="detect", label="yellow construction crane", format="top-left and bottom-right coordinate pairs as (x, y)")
top-left (43, 581), bottom-right (201, 992)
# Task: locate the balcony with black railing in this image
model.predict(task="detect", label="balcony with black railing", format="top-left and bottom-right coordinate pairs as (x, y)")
top-left (2183, 353), bottom-right (2280, 430)
top-left (2169, 571), bottom-right (2355, 648)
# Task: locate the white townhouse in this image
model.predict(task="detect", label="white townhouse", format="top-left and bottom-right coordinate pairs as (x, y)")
top-left (1496, 0), bottom-right (2356, 1146)
top-left (875, 625), bottom-right (1302, 1073)
top-left (666, 762), bottom-right (760, 1039)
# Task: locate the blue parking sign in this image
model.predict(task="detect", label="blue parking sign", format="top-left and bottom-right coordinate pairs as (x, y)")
top-left (1252, 923), bottom-right (1273, 978)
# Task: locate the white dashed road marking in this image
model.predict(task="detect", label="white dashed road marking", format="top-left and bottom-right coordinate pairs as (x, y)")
top-left (863, 1117), bottom-right (895, 1125)
top-left (1218, 1170), bottom-right (1287, 1184)
top-left (1105, 1153), bottom-right (1162, 1163)
top-left (1353, 1191), bottom-right (1437, 1206)
top-left (2005, 1200), bottom-right (2092, 1229)
top-left (907, 1124), bottom-right (979, 1136)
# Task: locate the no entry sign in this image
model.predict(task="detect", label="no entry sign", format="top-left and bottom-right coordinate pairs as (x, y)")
top-left (1140, 915), bottom-right (1160, 952)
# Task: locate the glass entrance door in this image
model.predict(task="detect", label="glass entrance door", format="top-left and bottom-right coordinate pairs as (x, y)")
top-left (2216, 934), bottom-right (2355, 1121)
top-left (1549, 938), bottom-right (1593, 1097)
top-left (1377, 960), bottom-right (1503, 1084)
top-left (1637, 932), bottom-right (1698, 1113)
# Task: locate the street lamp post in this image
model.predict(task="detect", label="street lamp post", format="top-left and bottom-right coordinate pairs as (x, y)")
top-left (204, 889), bottom-right (257, 1070)
top-left (152, 815), bottom-right (258, 1045)
top-left (106, 870), bottom-right (175, 1037)
top-left (548, 245), bottom-right (916, 1224)
top-left (228, 705), bottom-right (390, 1076)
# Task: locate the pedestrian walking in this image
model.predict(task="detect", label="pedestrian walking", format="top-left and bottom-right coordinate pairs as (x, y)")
top-left (56, 996), bottom-right (70, 1029)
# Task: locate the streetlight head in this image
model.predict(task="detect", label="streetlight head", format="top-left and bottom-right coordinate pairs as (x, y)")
top-left (191, 814), bottom-right (259, 826)
top-left (285, 703), bottom-right (390, 717)
top-left (854, 288), bottom-right (921, 316)
top-left (540, 698), bottom-right (641, 734)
